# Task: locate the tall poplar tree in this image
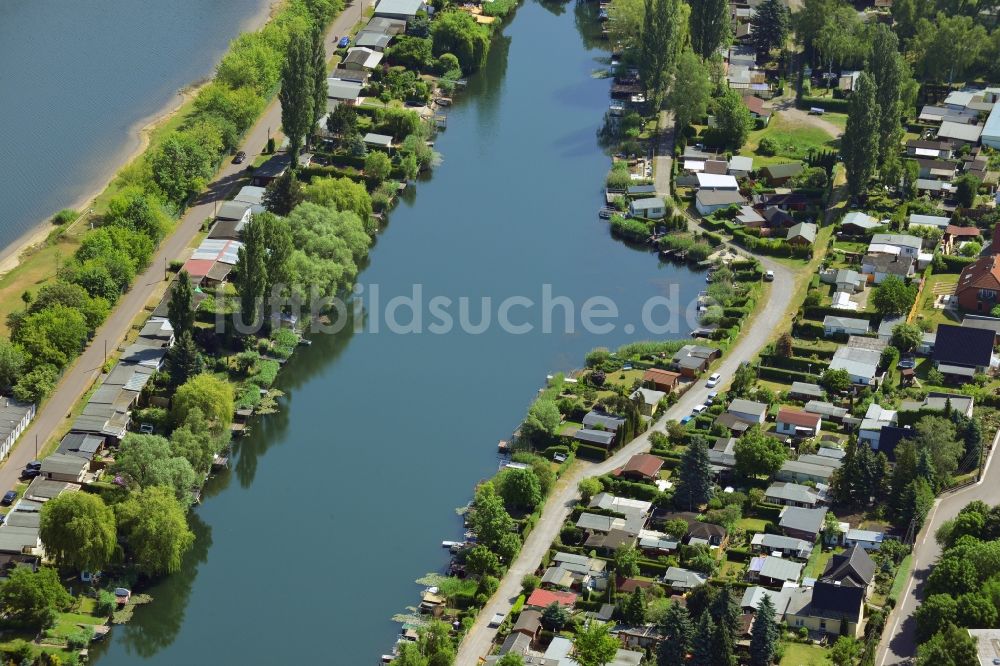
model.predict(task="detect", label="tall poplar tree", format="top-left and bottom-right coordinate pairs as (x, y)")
top-left (689, 0), bottom-right (730, 60)
top-left (235, 216), bottom-right (269, 329)
top-left (868, 24), bottom-right (904, 163)
top-left (841, 71), bottom-right (880, 197)
top-left (638, 0), bottom-right (685, 109)
top-left (279, 30), bottom-right (316, 163)
top-left (311, 26), bottom-right (329, 132)
top-left (167, 270), bottom-right (195, 336)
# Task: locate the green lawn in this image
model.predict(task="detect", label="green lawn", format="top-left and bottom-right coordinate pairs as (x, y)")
top-left (735, 517), bottom-right (769, 532)
top-left (780, 642), bottom-right (831, 665)
top-left (914, 272), bottom-right (960, 328)
top-left (746, 114), bottom-right (839, 167)
top-left (889, 554), bottom-right (913, 602)
top-left (804, 546), bottom-right (841, 579)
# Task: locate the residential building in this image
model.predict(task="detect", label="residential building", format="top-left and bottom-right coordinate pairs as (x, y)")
top-left (629, 197), bottom-right (666, 219)
top-left (525, 588), bottom-right (577, 609)
top-left (982, 102), bottom-right (1000, 149)
top-left (829, 346), bottom-right (881, 386)
top-left (844, 529), bottom-right (884, 551)
top-left (748, 556), bottom-right (803, 586)
top-left (671, 344), bottom-right (719, 377)
top-left (957, 254), bottom-right (1000, 313)
top-left (736, 205), bottom-right (765, 226)
top-left (631, 388), bottom-right (666, 417)
top-left (776, 407), bottom-right (821, 438)
top-left (962, 315), bottom-right (1000, 342)
top-left (742, 586), bottom-right (793, 621)
top-left (840, 211), bottom-right (882, 235)
top-left (745, 95), bottom-right (771, 124)
top-left (727, 399), bottom-right (768, 424)
top-left (643, 368), bottom-right (680, 392)
top-left (785, 581), bottom-right (865, 639)
top-left (618, 453), bottom-right (663, 482)
top-left (900, 391), bottom-right (975, 418)
top-left (0, 400), bottom-right (35, 462)
top-left (574, 428), bottom-right (616, 448)
top-left (937, 120), bottom-right (984, 145)
top-left (933, 323), bottom-right (995, 378)
top-left (582, 410), bottom-right (626, 432)
top-left (765, 481), bottom-right (823, 508)
top-left (862, 252), bottom-right (914, 284)
top-left (729, 155), bottom-right (754, 178)
top-left (778, 506), bottom-right (828, 541)
top-left (750, 533), bottom-right (814, 559)
top-left (761, 162), bottom-right (803, 185)
top-left (372, 0), bottom-right (425, 20)
top-left (909, 213), bottom-right (951, 231)
top-left (823, 315), bottom-right (870, 337)
top-left (805, 401), bottom-right (848, 421)
top-left (39, 454), bottom-right (88, 484)
top-left (778, 460), bottom-right (835, 485)
top-left (663, 567), bottom-right (708, 591)
top-left (789, 382), bottom-right (824, 401)
top-left (859, 403), bottom-right (898, 451)
top-left (696, 189), bottom-right (745, 216)
top-left (249, 153), bottom-right (290, 187)
top-left (786, 222), bottom-right (817, 246)
top-left (869, 233), bottom-right (922, 258)
top-left (820, 268), bottom-right (864, 293)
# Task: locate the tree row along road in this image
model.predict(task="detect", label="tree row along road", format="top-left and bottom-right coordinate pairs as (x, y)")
top-left (0, 1), bottom-right (364, 495)
top-left (455, 253), bottom-right (798, 663)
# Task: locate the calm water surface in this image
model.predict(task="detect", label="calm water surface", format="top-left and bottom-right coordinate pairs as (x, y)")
top-left (0, 0), bottom-right (271, 252)
top-left (92, 1), bottom-right (703, 663)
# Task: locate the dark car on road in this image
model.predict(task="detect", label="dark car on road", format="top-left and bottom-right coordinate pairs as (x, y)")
top-left (1, 491), bottom-right (17, 506)
top-left (233, 151), bottom-right (247, 164)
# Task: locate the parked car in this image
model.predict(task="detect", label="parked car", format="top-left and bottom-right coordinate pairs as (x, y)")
top-left (706, 373), bottom-right (722, 388)
top-left (233, 151), bottom-right (246, 164)
top-left (692, 404), bottom-right (707, 415)
top-left (680, 415), bottom-right (693, 425)
top-left (488, 613), bottom-right (505, 628)
top-left (1, 491), bottom-right (17, 506)
top-left (764, 270), bottom-right (775, 282)
top-left (20, 468), bottom-right (40, 480)
top-left (25, 461), bottom-right (41, 471)
top-left (338, 36), bottom-right (350, 48)
top-left (706, 391), bottom-right (719, 404)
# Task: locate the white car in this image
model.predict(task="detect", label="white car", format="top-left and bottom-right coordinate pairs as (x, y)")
top-left (706, 373), bottom-right (721, 388)
top-left (764, 270), bottom-right (775, 282)
top-left (692, 404), bottom-right (707, 415)
top-left (489, 613), bottom-right (505, 628)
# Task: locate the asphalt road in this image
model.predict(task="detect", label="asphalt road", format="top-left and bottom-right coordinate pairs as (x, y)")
top-left (0, 1), bottom-right (365, 496)
top-left (877, 429), bottom-right (1000, 666)
top-left (455, 254), bottom-right (796, 663)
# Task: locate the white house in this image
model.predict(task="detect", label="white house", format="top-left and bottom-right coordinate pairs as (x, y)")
top-left (908, 214), bottom-right (950, 231)
top-left (696, 173), bottom-right (739, 190)
top-left (0, 400), bottom-right (35, 461)
top-left (983, 104), bottom-right (1000, 149)
top-left (859, 403), bottom-right (897, 449)
top-left (630, 197), bottom-right (666, 219)
top-left (869, 233), bottom-right (922, 259)
top-left (823, 315), bottom-right (870, 337)
top-left (776, 407), bottom-right (822, 438)
top-left (829, 347), bottom-right (882, 386)
top-left (844, 528), bottom-right (884, 551)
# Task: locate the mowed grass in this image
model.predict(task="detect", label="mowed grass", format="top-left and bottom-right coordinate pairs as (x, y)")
top-left (0, 236), bottom-right (81, 336)
top-left (747, 113), bottom-right (839, 167)
top-left (914, 272), bottom-right (960, 328)
top-left (780, 642), bottom-right (831, 665)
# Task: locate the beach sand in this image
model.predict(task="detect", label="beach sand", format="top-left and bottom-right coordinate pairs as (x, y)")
top-left (0, 0), bottom-right (279, 279)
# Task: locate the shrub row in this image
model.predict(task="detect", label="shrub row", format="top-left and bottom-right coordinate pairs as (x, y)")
top-left (757, 365), bottom-right (821, 383)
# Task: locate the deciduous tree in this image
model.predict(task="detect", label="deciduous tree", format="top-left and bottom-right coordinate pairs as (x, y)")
top-left (172, 373), bottom-right (235, 434)
top-left (638, 0), bottom-right (686, 109)
top-left (735, 426), bottom-right (787, 478)
top-left (235, 214), bottom-right (269, 329)
top-left (115, 486), bottom-right (195, 576)
top-left (39, 493), bottom-right (116, 573)
top-left (0, 567), bottom-right (71, 630)
top-left (689, 0), bottom-right (729, 60)
top-left (573, 621), bottom-right (619, 666)
top-left (714, 88), bottom-right (753, 149)
top-left (168, 271), bottom-right (195, 336)
top-left (278, 29), bottom-right (315, 162)
top-left (872, 275), bottom-right (916, 316)
top-left (667, 49), bottom-right (710, 131)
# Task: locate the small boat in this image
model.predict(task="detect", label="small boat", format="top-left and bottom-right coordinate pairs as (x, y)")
top-left (598, 208), bottom-right (617, 219)
top-left (435, 97), bottom-right (453, 106)
top-left (441, 540), bottom-right (461, 549)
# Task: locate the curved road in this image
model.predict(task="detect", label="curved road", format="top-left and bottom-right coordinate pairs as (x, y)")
top-left (877, 430), bottom-right (1000, 666)
top-left (455, 254), bottom-right (797, 663)
top-left (0, 2), bottom-right (365, 494)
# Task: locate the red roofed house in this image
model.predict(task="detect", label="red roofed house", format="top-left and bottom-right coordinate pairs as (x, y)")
top-left (776, 407), bottom-right (822, 438)
top-left (526, 588), bottom-right (577, 609)
top-left (618, 453), bottom-right (664, 482)
top-left (644, 368), bottom-right (681, 393)
top-left (180, 259), bottom-right (215, 285)
top-left (745, 96), bottom-right (772, 125)
top-left (957, 254), bottom-right (1000, 313)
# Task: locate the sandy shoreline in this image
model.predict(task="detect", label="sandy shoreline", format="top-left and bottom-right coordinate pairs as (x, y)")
top-left (0, 0), bottom-right (279, 279)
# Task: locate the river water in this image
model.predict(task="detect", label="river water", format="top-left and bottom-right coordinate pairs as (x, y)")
top-left (0, 0), bottom-right (272, 253)
top-left (88, 1), bottom-right (703, 663)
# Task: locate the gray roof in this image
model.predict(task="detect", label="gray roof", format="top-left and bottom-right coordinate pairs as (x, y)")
top-left (233, 185), bottom-right (266, 206)
top-left (355, 31), bottom-right (392, 49)
top-left (790, 382), bottom-right (824, 398)
top-left (787, 222), bottom-right (817, 243)
top-left (741, 586), bottom-right (792, 617)
top-left (779, 506), bottom-right (828, 535)
top-left (871, 233), bottom-right (922, 251)
top-left (216, 201), bottom-right (251, 221)
top-left (797, 454), bottom-right (843, 469)
top-left (696, 189), bottom-right (745, 206)
top-left (830, 346), bottom-right (881, 380)
top-left (0, 400), bottom-right (34, 445)
top-left (326, 78), bottom-right (363, 101)
top-left (577, 512), bottom-right (613, 532)
top-left (728, 399), bottom-right (768, 418)
top-left (841, 211), bottom-right (880, 229)
top-left (823, 315), bottom-right (870, 332)
top-left (760, 556), bottom-right (804, 583)
top-left (663, 567), bottom-right (707, 589)
top-left (119, 343), bottom-right (166, 368)
top-left (0, 526), bottom-right (39, 554)
top-left (805, 401), bottom-right (848, 419)
top-left (751, 533), bottom-right (813, 555)
top-left (631, 197), bottom-right (664, 210)
top-left (39, 453), bottom-right (87, 477)
top-left (56, 432), bottom-right (104, 460)
top-left (4, 510), bottom-right (40, 529)
top-left (909, 214), bottom-right (950, 229)
top-left (766, 482), bottom-right (819, 505)
top-left (817, 446), bottom-right (846, 460)
top-left (582, 411), bottom-right (626, 431)
top-left (780, 460), bottom-right (835, 481)
top-left (373, 0), bottom-right (423, 16)
top-left (24, 478), bottom-right (79, 502)
top-left (575, 428), bottom-right (615, 447)
top-left (363, 132), bottom-right (393, 148)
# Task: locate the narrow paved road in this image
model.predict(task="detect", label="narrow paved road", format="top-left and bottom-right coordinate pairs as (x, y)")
top-left (456, 254), bottom-right (796, 662)
top-left (0, 1), bottom-right (365, 494)
top-left (877, 429), bottom-right (1000, 666)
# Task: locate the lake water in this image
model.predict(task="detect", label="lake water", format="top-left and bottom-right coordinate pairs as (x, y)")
top-left (0, 0), bottom-right (271, 253)
top-left (86, 1), bottom-right (705, 662)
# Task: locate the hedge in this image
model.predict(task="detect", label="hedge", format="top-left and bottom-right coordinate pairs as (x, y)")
top-left (793, 321), bottom-right (827, 339)
top-left (938, 255), bottom-right (975, 272)
top-left (791, 344), bottom-right (836, 360)
top-left (754, 503), bottom-right (783, 521)
top-left (726, 547), bottom-right (752, 563)
top-left (575, 443), bottom-right (610, 461)
top-left (799, 96), bottom-right (850, 113)
top-left (803, 306), bottom-right (875, 321)
top-left (757, 366), bottom-right (821, 383)
top-left (761, 354), bottom-right (830, 373)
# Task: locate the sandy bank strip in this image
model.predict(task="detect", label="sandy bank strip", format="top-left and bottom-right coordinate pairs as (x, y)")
top-left (0, 0), bottom-right (281, 279)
